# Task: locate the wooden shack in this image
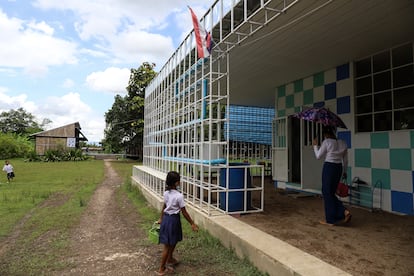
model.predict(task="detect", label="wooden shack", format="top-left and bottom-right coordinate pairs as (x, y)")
top-left (30, 122), bottom-right (88, 155)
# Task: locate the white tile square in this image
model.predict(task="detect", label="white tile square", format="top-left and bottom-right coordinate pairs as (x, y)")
top-left (336, 79), bottom-right (353, 98)
top-left (325, 68), bottom-right (336, 83)
top-left (313, 86), bottom-right (324, 103)
top-left (353, 133), bottom-right (371, 148)
top-left (277, 96), bottom-right (286, 110)
top-left (294, 92), bottom-right (303, 107)
top-left (325, 101), bottom-right (336, 113)
top-left (389, 131), bottom-right (410, 148)
top-left (286, 83), bottom-right (294, 95)
top-left (285, 108), bottom-right (295, 116)
top-left (390, 170), bottom-right (413, 193)
top-left (372, 188), bottom-right (382, 209)
top-left (347, 150), bottom-right (354, 167)
top-left (303, 76), bottom-right (313, 90)
top-left (371, 149), bottom-right (390, 169)
top-left (341, 114), bottom-right (353, 132)
top-left (379, 189), bottom-right (391, 212)
top-left (352, 167), bottom-right (371, 185)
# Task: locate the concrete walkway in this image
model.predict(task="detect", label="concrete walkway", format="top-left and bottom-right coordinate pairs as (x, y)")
top-left (133, 176), bottom-right (351, 276)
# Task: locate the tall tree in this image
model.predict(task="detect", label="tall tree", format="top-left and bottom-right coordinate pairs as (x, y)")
top-left (104, 62), bottom-right (156, 157)
top-left (103, 95), bottom-right (129, 153)
top-left (0, 108), bottom-right (50, 135)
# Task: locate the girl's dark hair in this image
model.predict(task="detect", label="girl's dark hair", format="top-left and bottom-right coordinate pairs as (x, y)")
top-left (166, 171), bottom-right (180, 189)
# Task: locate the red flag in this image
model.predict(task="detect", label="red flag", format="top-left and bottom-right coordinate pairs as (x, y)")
top-left (189, 7), bottom-right (212, 58)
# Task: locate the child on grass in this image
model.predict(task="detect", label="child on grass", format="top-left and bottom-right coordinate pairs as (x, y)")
top-left (2, 160), bottom-right (15, 183)
top-left (156, 171), bottom-right (198, 275)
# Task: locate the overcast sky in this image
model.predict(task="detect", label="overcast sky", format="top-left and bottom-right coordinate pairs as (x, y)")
top-left (0, 0), bottom-right (213, 143)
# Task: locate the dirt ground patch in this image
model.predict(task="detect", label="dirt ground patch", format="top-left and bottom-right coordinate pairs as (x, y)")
top-left (237, 179), bottom-right (414, 276)
top-left (55, 160), bottom-right (159, 275)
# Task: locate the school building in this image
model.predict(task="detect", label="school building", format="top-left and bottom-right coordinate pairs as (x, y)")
top-left (132, 0), bottom-right (414, 216)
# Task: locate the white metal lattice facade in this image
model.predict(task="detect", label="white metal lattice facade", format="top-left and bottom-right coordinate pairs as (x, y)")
top-left (133, 0), bottom-right (298, 215)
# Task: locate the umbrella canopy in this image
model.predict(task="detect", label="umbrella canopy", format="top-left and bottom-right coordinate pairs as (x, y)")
top-left (291, 107), bottom-right (347, 129)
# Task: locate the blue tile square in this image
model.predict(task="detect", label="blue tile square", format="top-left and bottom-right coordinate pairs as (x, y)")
top-left (338, 131), bottom-right (351, 148)
top-left (391, 191), bottom-right (414, 215)
top-left (336, 63), bottom-right (350, 81)
top-left (337, 96), bottom-right (351, 114)
top-left (412, 171), bottom-right (414, 192)
top-left (313, 101), bottom-right (325, 108)
top-left (324, 83), bottom-right (337, 100)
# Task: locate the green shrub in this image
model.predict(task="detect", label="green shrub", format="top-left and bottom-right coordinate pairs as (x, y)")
top-left (0, 133), bottom-right (34, 159)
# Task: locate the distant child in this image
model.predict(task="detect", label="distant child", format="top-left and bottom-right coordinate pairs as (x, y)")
top-left (2, 160), bottom-right (15, 183)
top-left (156, 171), bottom-right (198, 275)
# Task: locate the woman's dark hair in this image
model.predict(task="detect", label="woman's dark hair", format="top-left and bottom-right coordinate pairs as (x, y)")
top-left (322, 126), bottom-right (336, 138)
top-left (166, 171), bottom-right (180, 189)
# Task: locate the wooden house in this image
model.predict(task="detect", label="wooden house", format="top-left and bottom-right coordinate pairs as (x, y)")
top-left (30, 122), bottom-right (88, 155)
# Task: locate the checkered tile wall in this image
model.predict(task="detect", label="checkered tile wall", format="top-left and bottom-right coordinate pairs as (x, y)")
top-left (275, 63), bottom-right (414, 215)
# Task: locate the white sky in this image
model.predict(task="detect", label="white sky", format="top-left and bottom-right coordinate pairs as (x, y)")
top-left (0, 0), bottom-right (212, 143)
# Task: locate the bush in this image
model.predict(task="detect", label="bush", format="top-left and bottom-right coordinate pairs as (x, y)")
top-left (42, 148), bottom-right (88, 162)
top-left (0, 133), bottom-right (34, 159)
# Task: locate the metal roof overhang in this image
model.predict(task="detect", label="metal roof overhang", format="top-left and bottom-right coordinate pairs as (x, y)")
top-left (223, 0), bottom-right (414, 108)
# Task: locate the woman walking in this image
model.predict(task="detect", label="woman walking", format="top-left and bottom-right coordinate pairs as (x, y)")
top-left (313, 126), bottom-right (351, 226)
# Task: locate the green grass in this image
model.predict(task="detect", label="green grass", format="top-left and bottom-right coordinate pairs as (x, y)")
top-left (112, 160), bottom-right (267, 276)
top-left (0, 159), bottom-right (266, 275)
top-left (0, 159), bottom-right (105, 275)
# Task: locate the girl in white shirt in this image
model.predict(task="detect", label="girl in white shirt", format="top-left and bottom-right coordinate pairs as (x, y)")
top-left (156, 171), bottom-right (198, 275)
top-left (313, 126), bottom-right (351, 226)
top-left (2, 160), bottom-right (14, 183)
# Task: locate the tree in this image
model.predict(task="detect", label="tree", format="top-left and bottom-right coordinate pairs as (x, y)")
top-left (0, 108), bottom-right (51, 135)
top-left (0, 108), bottom-right (51, 158)
top-left (103, 62), bottom-right (156, 157)
top-left (103, 95), bottom-right (129, 153)
top-left (126, 62), bottom-right (156, 98)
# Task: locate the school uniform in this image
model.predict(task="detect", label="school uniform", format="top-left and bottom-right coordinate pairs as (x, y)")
top-left (159, 189), bottom-right (185, 245)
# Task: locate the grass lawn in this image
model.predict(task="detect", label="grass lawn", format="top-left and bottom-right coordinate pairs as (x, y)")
top-left (0, 159), bottom-right (265, 276)
top-left (0, 158), bottom-right (105, 274)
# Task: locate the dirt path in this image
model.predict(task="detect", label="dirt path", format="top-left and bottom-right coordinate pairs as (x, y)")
top-left (57, 160), bottom-right (159, 275)
top-left (56, 162), bottom-right (414, 276)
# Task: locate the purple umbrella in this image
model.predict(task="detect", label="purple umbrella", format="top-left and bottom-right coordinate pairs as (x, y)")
top-left (291, 107), bottom-right (347, 129)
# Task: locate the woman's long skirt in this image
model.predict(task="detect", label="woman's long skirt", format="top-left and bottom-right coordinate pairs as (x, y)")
top-left (322, 162), bottom-right (346, 224)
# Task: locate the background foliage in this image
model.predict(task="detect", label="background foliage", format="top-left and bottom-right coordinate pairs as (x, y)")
top-left (103, 62), bottom-right (156, 158)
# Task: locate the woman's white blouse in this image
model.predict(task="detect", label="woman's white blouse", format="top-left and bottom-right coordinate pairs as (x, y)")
top-left (313, 138), bottom-right (348, 169)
